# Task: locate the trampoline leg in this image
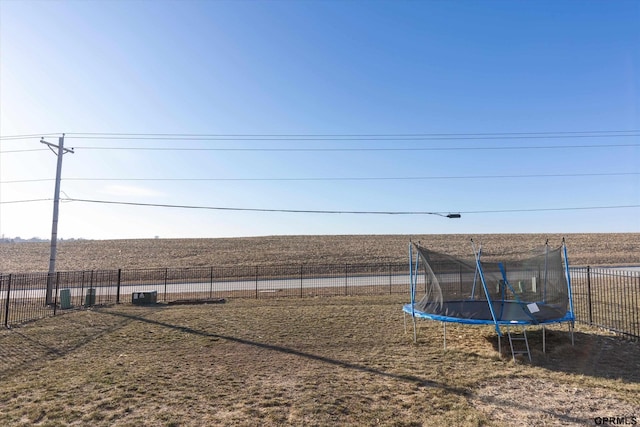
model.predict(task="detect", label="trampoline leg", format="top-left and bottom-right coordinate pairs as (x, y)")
top-left (543, 326), bottom-right (546, 354)
top-left (403, 312), bottom-right (407, 334)
top-left (570, 322), bottom-right (575, 346)
top-left (412, 315), bottom-right (417, 343)
top-left (443, 322), bottom-right (447, 350)
top-left (497, 327), bottom-right (501, 355)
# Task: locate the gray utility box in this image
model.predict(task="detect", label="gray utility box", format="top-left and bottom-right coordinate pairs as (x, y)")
top-left (59, 289), bottom-right (73, 309)
top-left (132, 291), bottom-right (158, 305)
top-left (85, 288), bottom-right (96, 307)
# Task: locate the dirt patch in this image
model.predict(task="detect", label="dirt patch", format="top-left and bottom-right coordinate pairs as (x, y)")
top-left (471, 377), bottom-right (640, 426)
top-left (166, 297), bottom-right (226, 305)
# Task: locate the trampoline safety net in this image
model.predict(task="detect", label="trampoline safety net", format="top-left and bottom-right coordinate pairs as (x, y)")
top-left (413, 244), bottom-right (570, 323)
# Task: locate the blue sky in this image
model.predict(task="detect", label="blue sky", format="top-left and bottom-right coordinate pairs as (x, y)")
top-left (1, 0), bottom-right (639, 239)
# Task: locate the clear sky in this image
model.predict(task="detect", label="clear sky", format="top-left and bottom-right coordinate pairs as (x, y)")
top-left (1, 0), bottom-right (639, 240)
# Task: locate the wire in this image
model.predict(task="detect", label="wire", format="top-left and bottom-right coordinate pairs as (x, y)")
top-left (62, 197), bottom-right (640, 215)
top-left (0, 198), bottom-right (51, 204)
top-left (61, 143), bottom-right (640, 152)
top-left (0, 133), bottom-right (61, 140)
top-left (0, 179), bottom-right (53, 184)
top-left (6, 142), bottom-right (637, 154)
top-left (2, 130), bottom-right (639, 153)
top-left (67, 135), bottom-right (640, 142)
top-left (62, 129), bottom-right (640, 138)
top-left (0, 149), bottom-right (49, 153)
top-left (2, 130), bottom-right (638, 142)
top-left (71, 171), bottom-right (640, 181)
top-left (462, 205), bottom-right (640, 214)
top-left (62, 197), bottom-right (458, 216)
top-left (3, 130), bottom-right (637, 142)
top-left (2, 171), bottom-right (638, 185)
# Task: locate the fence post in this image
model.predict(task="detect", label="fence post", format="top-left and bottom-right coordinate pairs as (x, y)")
top-left (209, 267), bottom-right (214, 299)
top-left (116, 269), bottom-right (122, 304)
top-left (635, 273), bottom-right (640, 338)
top-left (53, 272), bottom-right (60, 315)
top-left (586, 266), bottom-right (593, 325)
top-left (300, 265), bottom-right (303, 298)
top-left (4, 274), bottom-right (11, 327)
top-left (255, 266), bottom-right (259, 299)
top-left (389, 263), bottom-right (392, 294)
top-left (81, 271), bottom-right (92, 308)
top-left (164, 268), bottom-right (168, 302)
top-left (344, 264), bottom-right (348, 296)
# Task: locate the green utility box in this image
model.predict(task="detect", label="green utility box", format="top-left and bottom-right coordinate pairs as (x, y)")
top-left (132, 291), bottom-right (158, 305)
top-left (85, 288), bottom-right (96, 307)
top-left (59, 289), bottom-right (72, 309)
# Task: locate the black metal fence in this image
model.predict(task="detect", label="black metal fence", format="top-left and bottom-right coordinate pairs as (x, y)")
top-left (0, 263), bottom-right (410, 327)
top-left (1, 264), bottom-right (638, 340)
top-left (571, 267), bottom-right (640, 339)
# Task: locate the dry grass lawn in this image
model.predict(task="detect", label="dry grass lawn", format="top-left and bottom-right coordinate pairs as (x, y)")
top-left (1, 234), bottom-right (638, 425)
top-left (1, 295), bottom-right (639, 426)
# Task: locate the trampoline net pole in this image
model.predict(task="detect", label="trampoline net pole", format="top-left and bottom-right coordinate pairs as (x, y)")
top-left (409, 242), bottom-right (418, 343)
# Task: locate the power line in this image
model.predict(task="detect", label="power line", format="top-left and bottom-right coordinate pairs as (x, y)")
top-left (0, 198), bottom-right (52, 204)
top-left (63, 197), bottom-right (640, 215)
top-left (62, 129), bottom-right (640, 138)
top-left (2, 130), bottom-right (639, 153)
top-left (62, 197), bottom-right (459, 216)
top-left (63, 171), bottom-right (640, 181)
top-left (5, 143), bottom-right (637, 154)
top-left (72, 129), bottom-right (640, 134)
top-left (67, 135), bottom-right (640, 141)
top-left (2, 130), bottom-right (638, 142)
top-left (462, 205), bottom-right (640, 214)
top-left (2, 171), bottom-right (638, 185)
top-left (0, 179), bottom-right (53, 184)
top-left (0, 149), bottom-right (49, 153)
top-left (0, 133), bottom-right (61, 141)
top-left (57, 143), bottom-right (640, 152)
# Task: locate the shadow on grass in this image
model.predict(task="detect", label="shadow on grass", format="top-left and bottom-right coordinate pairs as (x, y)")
top-left (0, 308), bottom-right (151, 378)
top-left (484, 327), bottom-right (640, 383)
top-left (100, 309), bottom-right (472, 397)
top-left (101, 309), bottom-right (610, 426)
top-left (410, 320), bottom-right (640, 424)
top-left (3, 305), bottom-right (620, 425)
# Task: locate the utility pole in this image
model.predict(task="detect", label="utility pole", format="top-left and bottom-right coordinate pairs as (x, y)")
top-left (41, 134), bottom-right (74, 305)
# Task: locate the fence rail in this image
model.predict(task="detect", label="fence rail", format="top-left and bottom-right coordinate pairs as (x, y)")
top-left (1, 264), bottom-right (638, 340)
top-left (0, 263), bottom-right (410, 327)
top-left (571, 267), bottom-right (640, 339)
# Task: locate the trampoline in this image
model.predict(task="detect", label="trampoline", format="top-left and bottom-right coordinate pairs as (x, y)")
top-left (403, 300), bottom-right (574, 325)
top-left (403, 240), bottom-right (575, 357)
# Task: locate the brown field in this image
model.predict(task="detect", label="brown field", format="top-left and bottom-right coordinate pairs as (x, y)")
top-left (1, 233), bottom-right (639, 273)
top-left (1, 296), bottom-right (639, 426)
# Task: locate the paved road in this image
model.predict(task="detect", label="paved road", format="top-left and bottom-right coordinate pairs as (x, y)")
top-left (5, 274), bottom-right (414, 300)
top-left (6, 266), bottom-right (639, 301)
